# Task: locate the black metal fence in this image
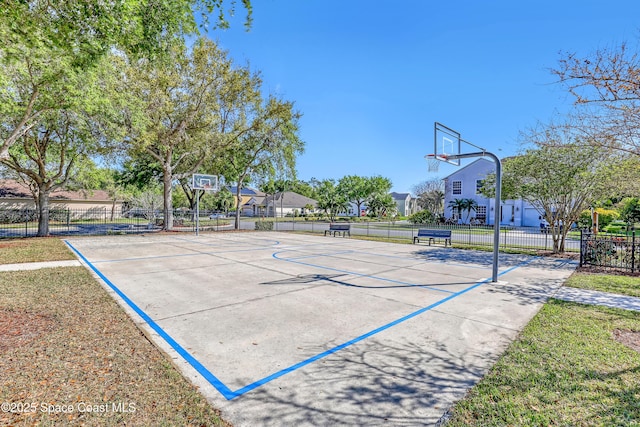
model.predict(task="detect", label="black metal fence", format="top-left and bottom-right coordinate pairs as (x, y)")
top-left (269, 220), bottom-right (580, 253)
top-left (580, 230), bottom-right (640, 272)
top-left (0, 209), bottom-right (583, 255)
top-left (0, 208), bottom-right (236, 238)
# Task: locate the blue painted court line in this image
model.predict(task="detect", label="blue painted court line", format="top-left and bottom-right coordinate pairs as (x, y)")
top-left (273, 250), bottom-right (456, 294)
top-left (228, 255), bottom-right (537, 398)
top-left (65, 239), bottom-right (535, 401)
top-left (65, 240), bottom-right (237, 400)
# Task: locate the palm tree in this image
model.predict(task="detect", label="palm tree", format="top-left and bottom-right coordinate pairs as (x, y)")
top-left (460, 198), bottom-right (478, 223)
top-left (447, 198), bottom-right (465, 222)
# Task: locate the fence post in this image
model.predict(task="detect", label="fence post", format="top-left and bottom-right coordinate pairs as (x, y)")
top-left (632, 230), bottom-right (636, 273)
top-left (579, 229), bottom-right (584, 267)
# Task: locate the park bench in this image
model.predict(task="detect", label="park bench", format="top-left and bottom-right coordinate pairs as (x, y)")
top-left (324, 223), bottom-right (351, 237)
top-left (413, 229), bottom-right (452, 247)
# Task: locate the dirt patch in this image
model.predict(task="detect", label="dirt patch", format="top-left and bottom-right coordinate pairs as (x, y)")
top-left (0, 241), bottom-right (29, 250)
top-left (577, 266), bottom-right (640, 277)
top-left (536, 251), bottom-right (579, 260)
top-left (0, 309), bottom-right (57, 351)
top-left (613, 329), bottom-right (640, 353)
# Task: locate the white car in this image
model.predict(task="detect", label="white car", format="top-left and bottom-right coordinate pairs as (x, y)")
top-left (209, 213), bottom-right (226, 219)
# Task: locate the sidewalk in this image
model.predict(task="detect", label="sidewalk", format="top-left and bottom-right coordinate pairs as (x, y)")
top-left (0, 260), bottom-right (81, 272)
top-left (553, 286), bottom-right (640, 312)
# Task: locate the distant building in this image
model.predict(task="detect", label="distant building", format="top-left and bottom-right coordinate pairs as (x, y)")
top-left (390, 192), bottom-right (421, 217)
top-left (0, 179), bottom-right (123, 218)
top-left (264, 192), bottom-right (318, 217)
top-left (227, 187), bottom-right (318, 217)
top-left (442, 158), bottom-right (544, 226)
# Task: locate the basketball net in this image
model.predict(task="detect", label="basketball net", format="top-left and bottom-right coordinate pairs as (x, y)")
top-left (426, 154), bottom-right (445, 173)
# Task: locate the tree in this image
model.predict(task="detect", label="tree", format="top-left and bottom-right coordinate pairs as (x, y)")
top-left (0, 0), bottom-right (252, 160)
top-left (316, 179), bottom-right (349, 221)
top-left (460, 198), bottom-right (478, 223)
top-left (212, 187), bottom-right (235, 213)
top-left (125, 38), bottom-right (259, 230)
top-left (412, 178), bottom-right (445, 215)
top-left (0, 65), bottom-right (108, 236)
top-left (499, 142), bottom-right (618, 253)
top-left (619, 197), bottom-right (640, 225)
top-left (553, 39), bottom-right (640, 156)
top-left (367, 192), bottom-right (396, 218)
top-left (447, 198), bottom-right (466, 221)
top-left (338, 175), bottom-right (369, 216)
top-left (221, 97), bottom-right (304, 229)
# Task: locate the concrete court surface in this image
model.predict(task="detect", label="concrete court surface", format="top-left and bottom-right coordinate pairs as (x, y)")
top-left (65, 231), bottom-right (577, 426)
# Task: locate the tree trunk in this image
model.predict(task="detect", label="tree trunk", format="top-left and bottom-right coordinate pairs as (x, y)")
top-left (234, 185), bottom-right (242, 230)
top-left (36, 186), bottom-right (50, 237)
top-left (163, 171), bottom-right (174, 231)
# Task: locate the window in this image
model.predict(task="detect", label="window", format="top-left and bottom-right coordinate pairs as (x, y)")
top-left (476, 180), bottom-right (484, 194)
top-left (452, 180), bottom-right (462, 195)
top-left (476, 206), bottom-right (487, 220)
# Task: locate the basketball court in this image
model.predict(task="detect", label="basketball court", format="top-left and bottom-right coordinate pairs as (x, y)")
top-left (65, 231), bottom-right (576, 425)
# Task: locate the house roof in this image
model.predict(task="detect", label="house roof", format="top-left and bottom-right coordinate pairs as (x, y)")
top-left (390, 192), bottom-right (411, 201)
top-left (0, 179), bottom-right (115, 201)
top-left (227, 186), bottom-right (265, 196)
top-left (265, 191), bottom-right (317, 208)
top-left (441, 157), bottom-right (494, 180)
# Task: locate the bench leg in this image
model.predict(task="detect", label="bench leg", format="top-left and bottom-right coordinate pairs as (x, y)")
top-left (428, 237), bottom-right (434, 246)
top-left (445, 238), bottom-right (451, 247)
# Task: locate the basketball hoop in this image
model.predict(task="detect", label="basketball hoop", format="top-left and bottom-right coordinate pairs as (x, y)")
top-left (425, 154), bottom-right (445, 173)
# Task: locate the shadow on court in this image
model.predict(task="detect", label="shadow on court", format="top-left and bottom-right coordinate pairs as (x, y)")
top-left (65, 232), bottom-right (578, 426)
top-left (412, 248), bottom-right (535, 267)
top-left (221, 337), bottom-right (486, 426)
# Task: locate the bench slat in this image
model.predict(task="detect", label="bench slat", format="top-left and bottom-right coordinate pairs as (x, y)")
top-left (413, 229), bottom-right (451, 246)
top-left (324, 223), bottom-right (351, 237)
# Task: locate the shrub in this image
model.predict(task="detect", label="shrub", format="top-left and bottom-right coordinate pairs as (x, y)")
top-left (408, 210), bottom-right (435, 224)
top-left (579, 208), bottom-right (621, 231)
top-left (602, 220), bottom-right (628, 234)
top-left (595, 208), bottom-right (620, 231)
top-left (255, 220), bottom-right (273, 231)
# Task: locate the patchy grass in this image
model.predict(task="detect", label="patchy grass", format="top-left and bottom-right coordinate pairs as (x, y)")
top-left (0, 267), bottom-right (229, 426)
top-left (0, 238), bottom-right (75, 264)
top-left (445, 300), bottom-right (640, 426)
top-left (565, 272), bottom-right (640, 298)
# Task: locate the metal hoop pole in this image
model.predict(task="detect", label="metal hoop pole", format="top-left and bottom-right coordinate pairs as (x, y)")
top-left (445, 151), bottom-right (502, 282)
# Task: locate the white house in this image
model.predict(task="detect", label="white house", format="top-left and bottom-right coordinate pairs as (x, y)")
top-left (264, 192), bottom-right (318, 217)
top-left (443, 158), bottom-right (544, 227)
top-left (390, 192), bottom-right (421, 217)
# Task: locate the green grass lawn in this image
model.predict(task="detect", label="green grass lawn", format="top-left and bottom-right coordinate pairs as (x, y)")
top-left (3, 237), bottom-right (639, 426)
top-left (565, 272), bottom-right (640, 298)
top-left (0, 237), bottom-right (75, 264)
top-left (0, 247), bottom-right (229, 426)
top-left (445, 299), bottom-right (640, 426)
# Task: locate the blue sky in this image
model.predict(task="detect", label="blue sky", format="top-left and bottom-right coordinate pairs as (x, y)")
top-left (210, 1), bottom-right (640, 194)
